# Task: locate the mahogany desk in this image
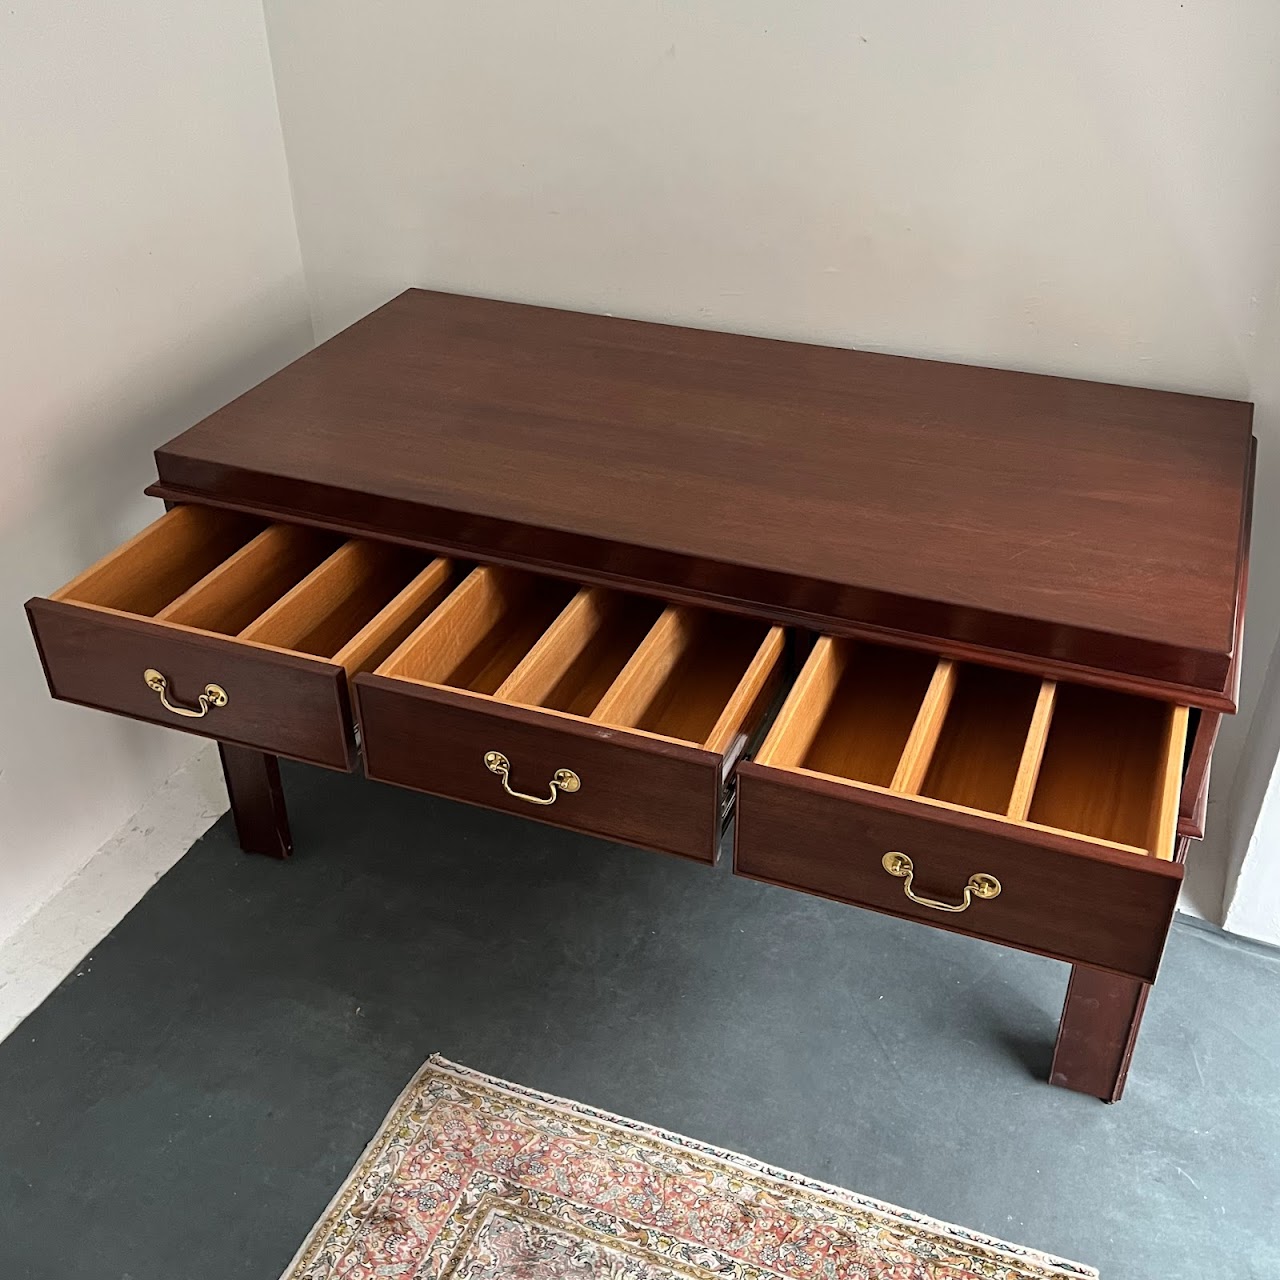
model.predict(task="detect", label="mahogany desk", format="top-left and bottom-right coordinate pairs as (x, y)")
top-left (27, 290), bottom-right (1255, 1101)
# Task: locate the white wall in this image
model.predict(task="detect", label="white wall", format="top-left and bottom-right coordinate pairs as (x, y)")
top-left (0, 5), bottom-right (312, 941)
top-left (1219, 281), bottom-right (1280, 943)
top-left (1223, 631), bottom-right (1280, 943)
top-left (262, 0), bottom-right (1280, 928)
top-left (264, 2), bottom-right (1280, 371)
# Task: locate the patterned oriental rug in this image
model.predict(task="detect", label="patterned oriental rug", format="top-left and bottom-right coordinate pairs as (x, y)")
top-left (282, 1056), bottom-right (1098, 1280)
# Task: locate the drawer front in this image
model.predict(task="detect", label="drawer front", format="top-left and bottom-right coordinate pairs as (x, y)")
top-left (355, 675), bottom-right (724, 861)
top-left (28, 598), bottom-right (354, 770)
top-left (735, 763), bottom-right (1182, 982)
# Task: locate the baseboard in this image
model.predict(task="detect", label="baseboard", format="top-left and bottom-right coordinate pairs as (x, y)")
top-left (1174, 908), bottom-right (1280, 958)
top-left (0, 745), bottom-right (228, 1043)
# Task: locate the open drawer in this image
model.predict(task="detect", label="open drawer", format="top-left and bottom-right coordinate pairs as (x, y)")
top-left (734, 637), bottom-right (1189, 981)
top-left (354, 566), bottom-right (785, 861)
top-left (26, 505), bottom-right (455, 769)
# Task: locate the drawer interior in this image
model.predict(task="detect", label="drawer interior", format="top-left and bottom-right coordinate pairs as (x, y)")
top-left (757, 636), bottom-right (1188, 858)
top-left (496, 588), bottom-right (665, 716)
top-left (798, 644), bottom-right (937, 786)
top-left (52, 505), bottom-right (267, 616)
top-left (156, 525), bottom-right (343, 634)
top-left (238, 539), bottom-right (443, 668)
top-left (592, 608), bottom-right (776, 749)
top-left (51, 506), bottom-right (455, 680)
top-left (377, 567), bottom-right (784, 752)
top-left (381, 566), bottom-right (579, 694)
top-left (917, 665), bottom-right (1042, 814)
top-left (1026, 684), bottom-right (1180, 849)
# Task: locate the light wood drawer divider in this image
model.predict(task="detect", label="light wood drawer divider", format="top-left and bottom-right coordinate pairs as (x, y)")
top-left (751, 636), bottom-right (1188, 861)
top-left (354, 568), bottom-right (785, 862)
top-left (735, 635), bottom-right (1192, 982)
top-left (28, 506), bottom-right (456, 770)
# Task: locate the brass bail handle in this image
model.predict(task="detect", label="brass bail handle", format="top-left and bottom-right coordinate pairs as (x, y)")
top-left (484, 751), bottom-right (580, 806)
top-left (881, 852), bottom-right (1000, 914)
top-left (143, 668), bottom-right (228, 719)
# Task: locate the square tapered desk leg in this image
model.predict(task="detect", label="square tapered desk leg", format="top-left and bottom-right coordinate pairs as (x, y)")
top-left (1049, 836), bottom-right (1188, 1101)
top-left (217, 744), bottom-right (292, 859)
top-left (1050, 965), bottom-right (1149, 1101)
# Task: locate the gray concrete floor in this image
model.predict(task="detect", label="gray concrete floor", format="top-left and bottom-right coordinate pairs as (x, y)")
top-left (1, 762), bottom-right (1278, 1279)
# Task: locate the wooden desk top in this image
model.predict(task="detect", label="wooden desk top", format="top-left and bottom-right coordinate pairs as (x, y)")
top-left (150, 289), bottom-right (1254, 709)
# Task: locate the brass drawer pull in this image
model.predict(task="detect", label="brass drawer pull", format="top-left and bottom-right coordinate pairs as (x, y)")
top-left (143, 668), bottom-right (228, 719)
top-left (881, 852), bottom-right (1000, 913)
top-left (483, 751), bottom-right (580, 805)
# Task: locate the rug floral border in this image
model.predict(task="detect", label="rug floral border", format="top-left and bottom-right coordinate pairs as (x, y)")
top-left (280, 1055), bottom-right (1098, 1280)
